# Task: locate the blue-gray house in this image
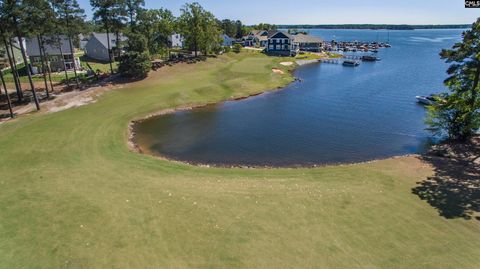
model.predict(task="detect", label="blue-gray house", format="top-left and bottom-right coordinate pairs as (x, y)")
top-left (220, 34), bottom-right (235, 47)
top-left (265, 30), bottom-right (298, 56)
top-left (84, 33), bottom-right (127, 62)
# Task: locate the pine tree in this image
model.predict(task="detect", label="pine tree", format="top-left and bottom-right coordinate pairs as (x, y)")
top-left (23, 0), bottom-right (56, 98)
top-left (427, 18), bottom-right (480, 140)
top-left (1, 0), bottom-right (41, 110)
top-left (0, 1), bottom-right (23, 101)
top-left (0, 46), bottom-right (14, 118)
top-left (51, 0), bottom-right (86, 88)
top-left (125, 0), bottom-right (144, 26)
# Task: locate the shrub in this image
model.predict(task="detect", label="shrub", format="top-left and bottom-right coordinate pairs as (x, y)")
top-left (118, 32), bottom-right (151, 78)
top-left (118, 51), bottom-right (151, 78)
top-left (212, 45), bottom-right (223, 55)
top-left (233, 44), bottom-right (242, 53)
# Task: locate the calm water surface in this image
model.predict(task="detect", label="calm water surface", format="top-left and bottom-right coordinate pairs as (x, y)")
top-left (135, 29), bottom-right (464, 166)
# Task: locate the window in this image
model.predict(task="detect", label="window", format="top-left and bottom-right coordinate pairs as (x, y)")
top-left (276, 45), bottom-right (281, 50)
top-left (269, 45), bottom-right (273, 50)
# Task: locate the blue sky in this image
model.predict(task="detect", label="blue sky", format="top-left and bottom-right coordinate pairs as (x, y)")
top-left (78, 0), bottom-right (479, 25)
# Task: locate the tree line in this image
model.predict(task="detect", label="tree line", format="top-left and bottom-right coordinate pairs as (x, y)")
top-left (278, 24), bottom-right (471, 30)
top-left (219, 20), bottom-right (276, 39)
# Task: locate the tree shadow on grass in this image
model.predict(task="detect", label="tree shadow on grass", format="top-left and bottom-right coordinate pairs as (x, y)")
top-left (412, 138), bottom-right (480, 220)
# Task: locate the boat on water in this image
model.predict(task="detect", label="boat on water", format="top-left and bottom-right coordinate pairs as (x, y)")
top-left (416, 95), bottom-right (436, 105)
top-left (343, 60), bottom-right (360, 67)
top-left (361, 55), bottom-right (380, 62)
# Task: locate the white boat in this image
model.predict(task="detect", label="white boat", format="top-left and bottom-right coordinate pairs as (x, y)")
top-left (416, 95), bottom-right (436, 105)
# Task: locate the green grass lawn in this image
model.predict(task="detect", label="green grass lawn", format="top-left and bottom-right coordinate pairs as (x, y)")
top-left (0, 51), bottom-right (479, 268)
top-left (80, 55), bottom-right (118, 74)
top-left (2, 62), bottom-right (69, 84)
top-left (2, 54), bottom-right (116, 85)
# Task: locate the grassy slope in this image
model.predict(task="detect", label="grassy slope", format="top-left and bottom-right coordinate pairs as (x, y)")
top-left (0, 51), bottom-right (479, 268)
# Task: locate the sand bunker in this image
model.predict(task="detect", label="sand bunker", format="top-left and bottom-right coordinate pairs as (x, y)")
top-left (272, 68), bottom-right (285, 74)
top-left (280, 62), bottom-right (293, 66)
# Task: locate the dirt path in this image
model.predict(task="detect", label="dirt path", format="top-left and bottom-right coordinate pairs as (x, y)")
top-left (1, 75), bottom-right (124, 122)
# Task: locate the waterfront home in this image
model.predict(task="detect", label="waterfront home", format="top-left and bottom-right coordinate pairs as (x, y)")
top-left (292, 33), bottom-right (324, 52)
top-left (84, 33), bottom-right (127, 62)
top-left (169, 33), bottom-right (184, 48)
top-left (220, 34), bottom-right (235, 47)
top-left (266, 30), bottom-right (298, 56)
top-left (25, 35), bottom-right (80, 73)
top-left (242, 30), bottom-right (269, 47)
top-left (79, 34), bottom-right (90, 50)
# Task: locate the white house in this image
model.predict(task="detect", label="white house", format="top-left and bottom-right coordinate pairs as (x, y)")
top-left (169, 33), bottom-right (184, 48)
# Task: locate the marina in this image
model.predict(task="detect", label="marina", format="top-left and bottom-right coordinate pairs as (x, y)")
top-left (324, 40), bottom-right (391, 53)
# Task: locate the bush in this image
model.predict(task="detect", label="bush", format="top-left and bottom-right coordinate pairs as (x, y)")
top-left (223, 46), bottom-right (231, 53)
top-left (118, 31), bottom-right (151, 78)
top-left (118, 51), bottom-right (151, 78)
top-left (212, 45), bottom-right (223, 55)
top-left (233, 44), bottom-right (242, 53)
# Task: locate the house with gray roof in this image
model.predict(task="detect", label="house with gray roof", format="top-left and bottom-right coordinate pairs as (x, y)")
top-left (292, 33), bottom-right (324, 52)
top-left (220, 34), bottom-right (235, 47)
top-left (84, 33), bottom-right (127, 62)
top-left (25, 35), bottom-right (80, 73)
top-left (242, 30), bottom-right (269, 47)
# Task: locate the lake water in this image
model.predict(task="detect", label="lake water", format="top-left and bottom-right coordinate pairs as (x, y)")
top-left (134, 29), bottom-right (465, 167)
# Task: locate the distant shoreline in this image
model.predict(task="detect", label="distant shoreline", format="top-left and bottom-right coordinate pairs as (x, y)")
top-left (277, 24), bottom-right (470, 30)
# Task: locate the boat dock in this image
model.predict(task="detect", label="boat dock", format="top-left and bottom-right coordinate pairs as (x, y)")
top-left (317, 54), bottom-right (380, 66)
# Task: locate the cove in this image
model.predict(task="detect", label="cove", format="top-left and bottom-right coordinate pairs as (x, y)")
top-left (133, 29), bottom-right (464, 167)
